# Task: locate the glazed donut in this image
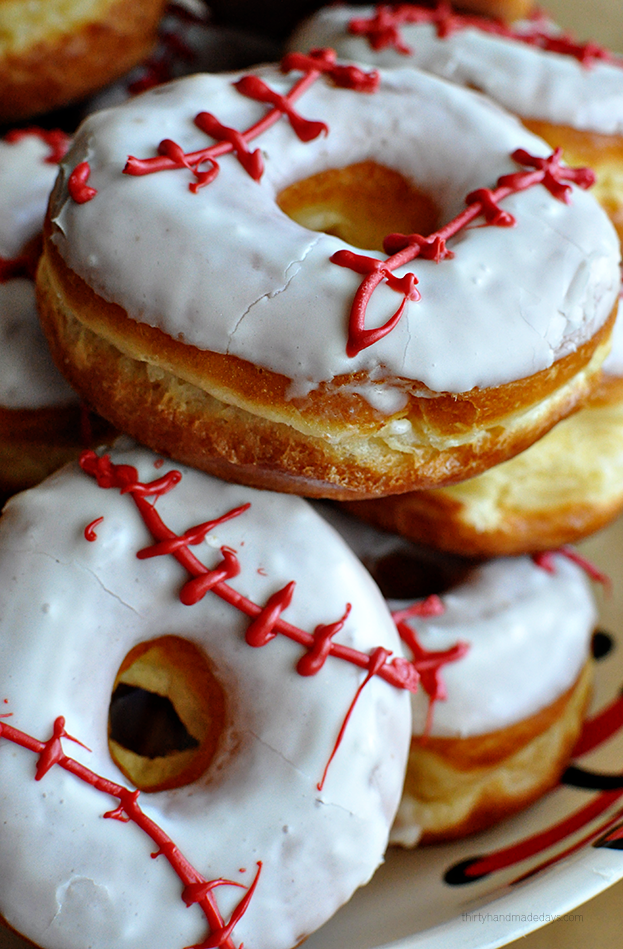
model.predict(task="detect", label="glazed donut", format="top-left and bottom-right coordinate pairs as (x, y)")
top-left (289, 3), bottom-right (623, 240)
top-left (0, 128), bottom-right (110, 499)
top-left (317, 506), bottom-right (597, 844)
top-left (0, 440), bottom-right (413, 949)
top-left (343, 313), bottom-right (623, 556)
top-left (36, 56), bottom-right (620, 499)
top-left (0, 0), bottom-right (167, 123)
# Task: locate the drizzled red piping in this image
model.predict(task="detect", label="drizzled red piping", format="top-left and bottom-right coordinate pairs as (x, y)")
top-left (0, 715), bottom-right (260, 949)
top-left (392, 594), bottom-right (469, 735)
top-left (349, 1), bottom-right (623, 68)
top-left (333, 147), bottom-right (595, 356)
top-left (533, 545), bottom-right (611, 591)
top-left (79, 449), bottom-right (420, 695)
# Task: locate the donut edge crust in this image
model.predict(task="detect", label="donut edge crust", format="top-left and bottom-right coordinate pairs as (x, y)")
top-left (36, 239), bottom-right (616, 500)
top-left (343, 376), bottom-right (623, 555)
top-left (391, 658), bottom-right (593, 846)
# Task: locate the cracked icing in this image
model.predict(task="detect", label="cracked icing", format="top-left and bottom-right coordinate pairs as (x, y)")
top-left (0, 442), bottom-right (410, 949)
top-left (290, 6), bottom-right (623, 135)
top-left (51, 64), bottom-right (620, 396)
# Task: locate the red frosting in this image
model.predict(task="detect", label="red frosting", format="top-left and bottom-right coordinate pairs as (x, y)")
top-left (349, 2), bottom-right (623, 69)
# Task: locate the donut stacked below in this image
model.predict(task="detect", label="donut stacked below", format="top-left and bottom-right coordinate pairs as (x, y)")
top-left (0, 440), bottom-right (412, 949)
top-left (343, 308), bottom-right (623, 556)
top-left (289, 4), bottom-right (623, 240)
top-left (0, 128), bottom-right (104, 498)
top-left (36, 57), bottom-right (620, 499)
top-left (0, 0), bottom-right (168, 123)
top-left (318, 506), bottom-right (597, 844)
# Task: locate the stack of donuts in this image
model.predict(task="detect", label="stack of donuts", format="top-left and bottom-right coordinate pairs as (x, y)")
top-left (0, 0), bottom-right (622, 947)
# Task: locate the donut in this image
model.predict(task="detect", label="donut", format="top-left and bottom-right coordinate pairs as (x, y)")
top-left (289, 3), bottom-right (623, 240)
top-left (84, 0), bottom-right (281, 114)
top-left (35, 55), bottom-right (620, 499)
top-left (0, 127), bottom-right (111, 499)
top-left (0, 0), bottom-right (167, 123)
top-left (317, 505), bottom-right (598, 844)
top-left (342, 312), bottom-right (623, 556)
top-left (0, 440), bottom-right (414, 949)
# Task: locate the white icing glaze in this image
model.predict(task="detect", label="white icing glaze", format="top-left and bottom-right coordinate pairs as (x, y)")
top-left (0, 132), bottom-right (77, 408)
top-left (51, 64), bottom-right (620, 396)
top-left (0, 279), bottom-right (78, 407)
top-left (290, 6), bottom-right (623, 135)
top-left (316, 506), bottom-right (597, 738)
top-left (0, 441), bottom-right (411, 949)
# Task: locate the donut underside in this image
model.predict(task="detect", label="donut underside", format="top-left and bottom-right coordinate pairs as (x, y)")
top-left (343, 376), bottom-right (623, 555)
top-left (37, 243), bottom-right (614, 500)
top-left (0, 0), bottom-right (166, 122)
top-left (391, 659), bottom-right (593, 846)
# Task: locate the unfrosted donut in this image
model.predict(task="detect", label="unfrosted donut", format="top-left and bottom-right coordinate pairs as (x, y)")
top-left (289, 3), bottom-right (623, 239)
top-left (36, 55), bottom-right (620, 499)
top-left (0, 440), bottom-right (413, 949)
top-left (0, 128), bottom-right (109, 498)
top-left (318, 506), bottom-right (598, 843)
top-left (0, 0), bottom-right (168, 123)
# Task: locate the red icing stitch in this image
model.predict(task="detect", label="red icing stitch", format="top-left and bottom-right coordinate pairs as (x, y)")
top-left (84, 516), bottom-right (104, 542)
top-left (68, 161), bottom-right (98, 204)
top-left (79, 449), bottom-right (420, 694)
top-left (122, 49), bottom-right (377, 193)
top-left (79, 449), bottom-right (425, 784)
top-left (349, 2), bottom-right (623, 69)
top-left (0, 716), bottom-right (261, 949)
top-left (533, 545), bottom-right (611, 591)
top-left (392, 601), bottom-right (469, 735)
top-left (333, 147), bottom-right (596, 356)
top-left (4, 126), bottom-right (70, 164)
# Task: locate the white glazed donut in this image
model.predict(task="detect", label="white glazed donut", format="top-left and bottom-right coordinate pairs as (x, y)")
top-left (289, 4), bottom-right (623, 238)
top-left (0, 441), bottom-right (412, 949)
top-left (318, 505), bottom-right (598, 843)
top-left (36, 55), bottom-right (620, 498)
top-left (0, 129), bottom-right (110, 498)
top-left (0, 129), bottom-right (76, 410)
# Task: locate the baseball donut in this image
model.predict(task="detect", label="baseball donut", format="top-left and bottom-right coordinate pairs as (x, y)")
top-left (319, 506), bottom-right (597, 844)
top-left (0, 128), bottom-right (110, 499)
top-left (36, 55), bottom-right (620, 499)
top-left (290, 3), bottom-right (623, 240)
top-left (0, 440), bottom-right (412, 949)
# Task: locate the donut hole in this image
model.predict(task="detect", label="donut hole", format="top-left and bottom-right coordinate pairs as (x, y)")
top-left (108, 635), bottom-right (226, 792)
top-left (277, 161), bottom-right (440, 252)
top-left (365, 549), bottom-right (474, 600)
